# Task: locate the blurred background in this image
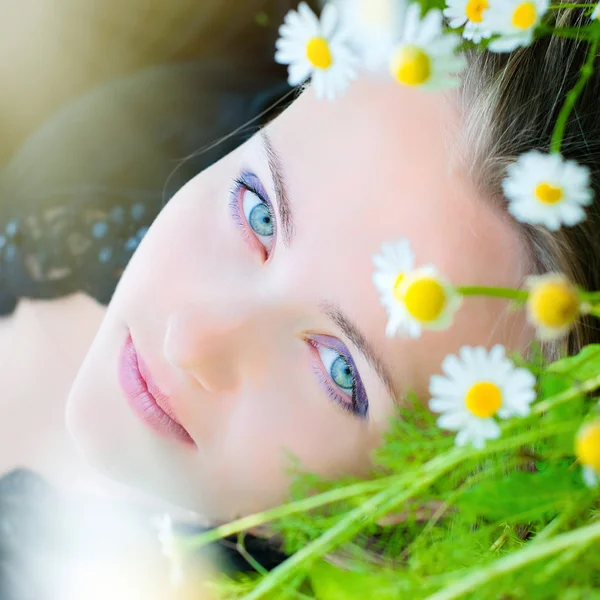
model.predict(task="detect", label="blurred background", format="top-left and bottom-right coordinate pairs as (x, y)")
top-left (0, 0), bottom-right (316, 311)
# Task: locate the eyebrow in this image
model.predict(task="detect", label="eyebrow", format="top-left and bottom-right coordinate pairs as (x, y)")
top-left (260, 131), bottom-right (296, 247)
top-left (320, 301), bottom-right (399, 404)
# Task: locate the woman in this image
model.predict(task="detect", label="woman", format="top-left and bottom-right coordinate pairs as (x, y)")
top-left (65, 0), bottom-right (600, 522)
top-left (3, 0), bottom-right (600, 596)
top-left (0, 0), bottom-right (300, 493)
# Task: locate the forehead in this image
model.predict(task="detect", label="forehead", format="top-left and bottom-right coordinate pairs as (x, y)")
top-left (263, 77), bottom-right (530, 398)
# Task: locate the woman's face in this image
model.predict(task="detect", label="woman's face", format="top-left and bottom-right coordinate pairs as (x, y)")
top-left (67, 75), bottom-right (531, 520)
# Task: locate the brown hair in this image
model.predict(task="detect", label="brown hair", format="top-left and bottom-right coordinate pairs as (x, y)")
top-left (454, 4), bottom-right (600, 360)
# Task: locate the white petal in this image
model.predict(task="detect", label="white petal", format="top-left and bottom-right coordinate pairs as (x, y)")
top-left (559, 203), bottom-right (587, 227)
top-left (429, 396), bottom-right (461, 413)
top-left (288, 61), bottom-right (312, 86)
top-left (298, 2), bottom-right (319, 29)
top-left (447, 15), bottom-right (467, 29)
top-left (488, 35), bottom-right (525, 53)
top-left (454, 428), bottom-right (472, 447)
top-left (407, 319), bottom-right (423, 339)
top-left (320, 2), bottom-right (339, 37)
top-left (402, 3), bottom-right (422, 41)
top-left (429, 375), bottom-right (461, 397)
top-left (479, 418), bottom-right (502, 440)
top-left (311, 69), bottom-right (327, 100)
top-left (418, 9), bottom-right (443, 43)
top-left (373, 272), bottom-right (395, 293)
top-left (275, 47), bottom-right (304, 64)
top-left (441, 353), bottom-right (467, 383)
top-left (582, 466), bottom-right (598, 488)
top-left (438, 410), bottom-right (469, 430)
top-left (488, 344), bottom-right (506, 362)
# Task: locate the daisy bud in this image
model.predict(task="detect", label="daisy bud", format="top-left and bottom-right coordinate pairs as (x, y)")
top-left (526, 274), bottom-right (581, 340)
top-left (575, 421), bottom-right (600, 488)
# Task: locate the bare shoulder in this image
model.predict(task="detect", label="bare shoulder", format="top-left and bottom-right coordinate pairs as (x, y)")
top-left (0, 293), bottom-right (106, 482)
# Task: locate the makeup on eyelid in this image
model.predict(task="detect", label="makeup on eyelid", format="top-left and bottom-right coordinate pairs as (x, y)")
top-left (307, 335), bottom-right (369, 419)
top-left (229, 172), bottom-right (277, 258)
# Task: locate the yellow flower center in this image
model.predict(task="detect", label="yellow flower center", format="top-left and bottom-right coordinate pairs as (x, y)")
top-left (390, 45), bottom-right (431, 86)
top-left (465, 381), bottom-right (502, 419)
top-left (576, 422), bottom-right (600, 471)
top-left (465, 0), bottom-right (488, 23)
top-left (511, 2), bottom-right (537, 30)
top-left (534, 182), bottom-right (564, 205)
top-left (528, 280), bottom-right (580, 329)
top-left (403, 277), bottom-right (447, 322)
top-left (306, 37), bottom-right (333, 69)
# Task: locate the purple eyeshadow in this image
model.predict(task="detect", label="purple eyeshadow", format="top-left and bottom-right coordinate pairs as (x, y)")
top-left (310, 334), bottom-right (369, 419)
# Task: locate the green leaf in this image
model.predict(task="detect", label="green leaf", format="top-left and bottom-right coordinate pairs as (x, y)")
top-left (546, 344), bottom-right (600, 383)
top-left (454, 468), bottom-right (583, 522)
top-left (309, 561), bottom-right (406, 600)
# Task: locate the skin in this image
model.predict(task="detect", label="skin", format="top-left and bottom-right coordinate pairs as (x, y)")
top-left (0, 295), bottom-right (105, 486)
top-left (66, 75), bottom-right (533, 522)
top-left (0, 295), bottom-right (187, 509)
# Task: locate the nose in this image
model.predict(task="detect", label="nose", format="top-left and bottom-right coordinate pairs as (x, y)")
top-left (163, 300), bottom-right (280, 394)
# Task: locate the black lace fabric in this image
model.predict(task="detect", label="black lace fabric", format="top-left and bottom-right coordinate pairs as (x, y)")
top-left (0, 61), bottom-right (290, 315)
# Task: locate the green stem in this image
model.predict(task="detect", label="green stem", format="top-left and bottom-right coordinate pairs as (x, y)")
top-left (550, 37), bottom-right (600, 154)
top-left (587, 305), bottom-right (600, 318)
top-left (533, 505), bottom-right (575, 543)
top-left (548, 3), bottom-right (597, 8)
top-left (456, 286), bottom-right (528, 302)
top-left (241, 420), bottom-right (581, 600)
top-left (241, 447), bottom-right (467, 600)
top-left (424, 520), bottom-right (600, 600)
top-left (531, 371), bottom-right (600, 414)
top-left (580, 290), bottom-right (600, 301)
top-left (538, 25), bottom-right (598, 41)
top-left (185, 476), bottom-right (394, 551)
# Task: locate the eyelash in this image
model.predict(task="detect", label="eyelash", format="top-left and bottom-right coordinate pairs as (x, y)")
top-left (229, 174), bottom-right (276, 260)
top-left (307, 339), bottom-right (367, 418)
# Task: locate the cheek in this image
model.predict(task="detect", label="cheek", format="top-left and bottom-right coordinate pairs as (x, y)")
top-left (192, 386), bottom-right (375, 515)
top-left (113, 168), bottom-right (242, 317)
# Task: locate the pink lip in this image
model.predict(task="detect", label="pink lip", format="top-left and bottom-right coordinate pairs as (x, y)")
top-left (118, 333), bottom-right (195, 447)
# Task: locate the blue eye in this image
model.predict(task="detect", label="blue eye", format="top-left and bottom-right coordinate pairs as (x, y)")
top-left (319, 346), bottom-right (354, 393)
top-left (230, 173), bottom-right (276, 256)
top-left (310, 340), bottom-right (369, 419)
top-left (243, 189), bottom-right (274, 241)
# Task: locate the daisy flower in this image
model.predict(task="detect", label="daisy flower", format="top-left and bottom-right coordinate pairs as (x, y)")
top-left (482, 0), bottom-right (550, 53)
top-left (372, 238), bottom-right (462, 339)
top-left (388, 3), bottom-right (466, 90)
top-left (443, 0), bottom-right (493, 43)
top-left (575, 421), bottom-right (600, 487)
top-left (429, 345), bottom-right (537, 448)
top-left (338, 0), bottom-right (408, 68)
top-left (275, 2), bottom-right (358, 101)
top-left (525, 273), bottom-right (583, 340)
top-left (592, 3), bottom-right (600, 21)
top-left (502, 151), bottom-right (593, 231)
